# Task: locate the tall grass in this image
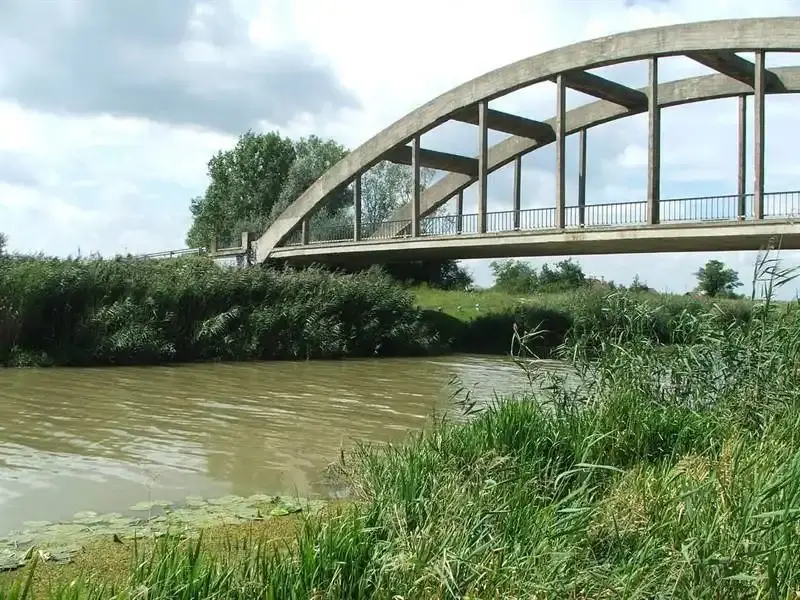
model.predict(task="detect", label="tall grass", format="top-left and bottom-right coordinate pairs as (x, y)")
top-left (4, 250), bottom-right (800, 598)
top-left (419, 282), bottom-right (754, 356)
top-left (0, 256), bottom-right (438, 366)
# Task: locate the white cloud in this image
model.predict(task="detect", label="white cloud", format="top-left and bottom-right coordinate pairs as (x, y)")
top-left (2, 0), bottom-right (800, 297)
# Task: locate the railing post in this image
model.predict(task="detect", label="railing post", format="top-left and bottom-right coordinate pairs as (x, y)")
top-left (737, 95), bottom-right (747, 220)
top-left (555, 74), bottom-right (566, 229)
top-left (477, 101), bottom-right (489, 234)
top-left (578, 128), bottom-right (587, 227)
top-left (647, 57), bottom-right (661, 225)
top-left (411, 136), bottom-right (421, 237)
top-left (209, 236), bottom-right (217, 255)
top-left (754, 50), bottom-right (766, 220)
top-left (353, 174), bottom-right (362, 241)
top-left (513, 155), bottom-right (522, 230)
top-left (301, 218), bottom-right (309, 245)
top-left (456, 190), bottom-right (463, 234)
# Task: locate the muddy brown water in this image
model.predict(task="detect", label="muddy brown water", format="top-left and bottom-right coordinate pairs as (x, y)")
top-left (0, 355), bottom-right (566, 534)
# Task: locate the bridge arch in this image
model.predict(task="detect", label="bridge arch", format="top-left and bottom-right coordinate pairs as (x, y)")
top-left (256, 17), bottom-right (800, 263)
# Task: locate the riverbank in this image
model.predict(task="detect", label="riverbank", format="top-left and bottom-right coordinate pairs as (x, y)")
top-left (2, 280), bottom-right (798, 598)
top-left (1, 255), bottom-right (755, 367)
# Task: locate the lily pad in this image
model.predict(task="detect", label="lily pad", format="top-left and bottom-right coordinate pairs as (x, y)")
top-left (73, 511), bottom-right (98, 521)
top-left (129, 500), bottom-right (170, 512)
top-left (0, 549), bottom-right (25, 572)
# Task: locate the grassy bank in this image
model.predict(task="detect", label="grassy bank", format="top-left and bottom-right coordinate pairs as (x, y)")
top-left (0, 256), bottom-right (438, 367)
top-left (4, 259), bottom-right (800, 598)
top-left (415, 283), bottom-right (754, 356)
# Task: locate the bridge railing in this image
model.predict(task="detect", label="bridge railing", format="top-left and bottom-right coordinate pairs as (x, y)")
top-left (276, 190), bottom-right (800, 247)
top-left (765, 190), bottom-right (800, 218)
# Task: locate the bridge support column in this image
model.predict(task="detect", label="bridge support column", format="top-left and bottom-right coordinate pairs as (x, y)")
top-left (555, 74), bottom-right (566, 229)
top-left (477, 101), bottom-right (489, 234)
top-left (754, 50), bottom-right (766, 220)
top-left (513, 155), bottom-right (521, 229)
top-left (647, 57), bottom-right (661, 225)
top-left (353, 174), bottom-right (362, 241)
top-left (456, 190), bottom-right (463, 234)
top-left (241, 231), bottom-right (253, 267)
top-left (578, 128), bottom-right (587, 227)
top-left (411, 136), bottom-right (421, 237)
top-left (301, 218), bottom-right (309, 245)
top-left (737, 95), bottom-right (747, 220)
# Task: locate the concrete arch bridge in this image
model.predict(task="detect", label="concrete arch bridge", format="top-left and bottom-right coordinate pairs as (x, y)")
top-left (250, 17), bottom-right (800, 267)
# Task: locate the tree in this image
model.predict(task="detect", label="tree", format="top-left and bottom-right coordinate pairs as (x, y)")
top-left (490, 259), bottom-right (539, 294)
top-left (694, 259), bottom-right (742, 297)
top-left (491, 258), bottom-right (587, 294)
top-left (186, 130), bottom-right (296, 248)
top-left (629, 274), bottom-right (651, 292)
top-left (538, 259), bottom-right (586, 292)
top-left (0, 232), bottom-right (6, 256)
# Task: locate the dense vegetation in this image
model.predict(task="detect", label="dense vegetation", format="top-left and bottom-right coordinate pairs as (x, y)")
top-left (0, 255), bottom-right (438, 367)
top-left (0, 246), bottom-right (758, 367)
top-left (3, 252), bottom-right (799, 598)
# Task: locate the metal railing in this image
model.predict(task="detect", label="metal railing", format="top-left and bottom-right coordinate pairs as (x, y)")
top-left (136, 190), bottom-right (800, 254)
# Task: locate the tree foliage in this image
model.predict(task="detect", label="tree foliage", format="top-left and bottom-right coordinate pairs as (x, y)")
top-left (490, 258), bottom-right (587, 294)
top-left (694, 259), bottom-right (742, 298)
top-left (0, 232), bottom-right (6, 256)
top-left (186, 130), bottom-right (297, 248)
top-left (185, 131), bottom-right (468, 289)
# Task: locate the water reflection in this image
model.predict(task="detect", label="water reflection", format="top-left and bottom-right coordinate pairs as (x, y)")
top-left (0, 355), bottom-right (550, 533)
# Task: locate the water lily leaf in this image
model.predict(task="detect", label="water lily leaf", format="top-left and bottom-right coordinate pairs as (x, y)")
top-left (128, 500), bottom-right (170, 512)
top-left (207, 495), bottom-right (244, 506)
top-left (269, 507), bottom-right (290, 517)
top-left (73, 511), bottom-right (98, 521)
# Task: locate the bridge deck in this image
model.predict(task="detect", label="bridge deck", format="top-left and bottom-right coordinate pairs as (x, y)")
top-left (269, 191), bottom-right (800, 265)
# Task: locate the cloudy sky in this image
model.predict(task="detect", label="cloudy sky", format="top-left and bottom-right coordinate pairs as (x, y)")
top-left (2, 0), bottom-right (800, 296)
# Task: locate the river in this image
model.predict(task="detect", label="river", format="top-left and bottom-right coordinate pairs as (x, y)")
top-left (0, 355), bottom-right (559, 535)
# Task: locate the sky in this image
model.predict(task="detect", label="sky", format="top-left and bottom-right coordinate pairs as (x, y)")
top-left (1, 0), bottom-right (800, 297)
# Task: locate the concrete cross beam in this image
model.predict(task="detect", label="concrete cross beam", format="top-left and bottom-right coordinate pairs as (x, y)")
top-left (556, 70), bottom-right (648, 110)
top-left (382, 145), bottom-right (478, 176)
top-left (686, 50), bottom-right (785, 91)
top-left (450, 106), bottom-right (555, 142)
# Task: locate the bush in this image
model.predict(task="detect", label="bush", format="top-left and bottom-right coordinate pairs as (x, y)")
top-left (0, 256), bottom-right (439, 366)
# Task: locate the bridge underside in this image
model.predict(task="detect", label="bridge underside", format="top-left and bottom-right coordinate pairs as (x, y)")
top-left (268, 219), bottom-right (800, 267)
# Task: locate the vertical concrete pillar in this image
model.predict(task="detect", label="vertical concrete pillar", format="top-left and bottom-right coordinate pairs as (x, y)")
top-left (456, 190), bottom-right (463, 234)
top-left (737, 95), bottom-right (747, 220)
top-left (477, 101), bottom-right (489, 234)
top-left (241, 231), bottom-right (252, 266)
top-left (353, 174), bottom-right (362, 241)
top-left (647, 57), bottom-right (661, 225)
top-left (555, 74), bottom-right (566, 229)
top-left (209, 236), bottom-right (217, 255)
top-left (754, 50), bottom-right (766, 220)
top-left (301, 218), bottom-right (309, 245)
top-left (513, 155), bottom-right (522, 229)
top-left (578, 128), bottom-right (587, 227)
top-left (411, 136), bottom-right (421, 237)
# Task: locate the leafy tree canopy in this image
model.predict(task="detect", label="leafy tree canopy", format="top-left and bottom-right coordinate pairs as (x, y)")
top-left (695, 259), bottom-right (742, 298)
top-left (490, 258), bottom-right (587, 294)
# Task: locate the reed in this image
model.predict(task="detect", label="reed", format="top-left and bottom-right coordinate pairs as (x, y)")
top-left (0, 256), bottom-right (438, 366)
